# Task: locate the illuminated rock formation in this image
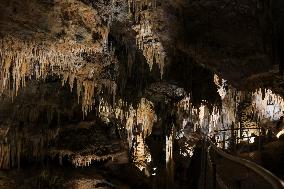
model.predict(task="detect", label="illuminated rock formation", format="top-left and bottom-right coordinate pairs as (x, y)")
top-left (98, 97), bottom-right (156, 173)
top-left (131, 0), bottom-right (166, 77)
top-left (0, 0), bottom-right (283, 188)
top-left (252, 89), bottom-right (284, 121)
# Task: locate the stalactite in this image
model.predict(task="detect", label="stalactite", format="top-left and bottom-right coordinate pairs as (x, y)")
top-left (198, 104), bottom-right (210, 133)
top-left (252, 88), bottom-right (284, 121)
top-left (209, 106), bottom-right (221, 133)
top-left (71, 154), bottom-right (112, 167)
top-left (130, 0), bottom-right (166, 77)
top-left (0, 36), bottom-right (118, 114)
top-left (98, 97), bottom-right (156, 144)
top-left (211, 76), bottom-right (284, 145)
top-left (97, 97), bottom-right (156, 174)
top-left (0, 118), bottom-right (60, 169)
top-left (214, 74), bottom-right (227, 99)
top-left (0, 144), bottom-right (10, 169)
top-left (136, 98), bottom-right (156, 137)
top-left (177, 76), bottom-right (284, 148)
top-left (176, 76), bottom-right (248, 148)
top-left (177, 95), bottom-right (203, 133)
top-left (0, 126), bottom-right (10, 169)
top-left (0, 36), bottom-right (90, 93)
top-left (81, 80), bottom-right (96, 116)
top-left (50, 149), bottom-right (125, 168)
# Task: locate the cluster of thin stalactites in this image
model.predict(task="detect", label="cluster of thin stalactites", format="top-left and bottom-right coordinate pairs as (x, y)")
top-left (128, 0), bottom-right (165, 77)
top-left (0, 36), bottom-right (118, 115)
top-left (0, 0), bottom-right (167, 112)
top-left (49, 149), bottom-right (118, 167)
top-left (99, 97), bottom-right (156, 172)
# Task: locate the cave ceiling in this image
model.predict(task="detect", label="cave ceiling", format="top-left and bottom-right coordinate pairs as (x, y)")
top-left (0, 0), bottom-right (283, 116)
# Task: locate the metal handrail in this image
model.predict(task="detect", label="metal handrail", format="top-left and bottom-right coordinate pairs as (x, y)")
top-left (207, 145), bottom-right (229, 189)
top-left (214, 127), bottom-right (261, 133)
top-left (208, 138), bottom-right (284, 189)
top-left (214, 136), bottom-right (255, 143)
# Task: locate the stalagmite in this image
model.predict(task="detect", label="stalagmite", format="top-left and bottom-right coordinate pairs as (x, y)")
top-left (277, 129), bottom-right (284, 138)
top-left (166, 131), bottom-right (173, 165)
top-left (166, 128), bottom-right (174, 186)
top-left (132, 133), bottom-right (152, 175)
top-left (97, 97), bottom-right (156, 174)
top-left (180, 143), bottom-right (195, 157)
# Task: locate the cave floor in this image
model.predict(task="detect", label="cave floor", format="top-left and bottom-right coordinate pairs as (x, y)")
top-left (0, 163), bottom-right (131, 189)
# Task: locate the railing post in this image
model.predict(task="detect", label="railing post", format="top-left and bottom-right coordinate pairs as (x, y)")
top-left (222, 132), bottom-right (226, 149)
top-left (212, 162), bottom-right (217, 189)
top-left (199, 139), bottom-right (204, 189)
top-left (203, 139), bottom-right (208, 189)
top-left (235, 131), bottom-right (238, 151)
top-left (230, 123), bottom-right (236, 152)
top-left (239, 123), bottom-right (243, 140)
top-left (258, 127), bottom-right (261, 152)
top-left (236, 180), bottom-right (241, 189)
